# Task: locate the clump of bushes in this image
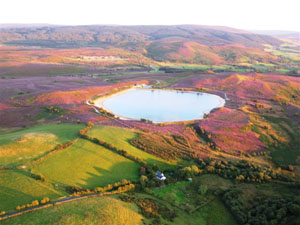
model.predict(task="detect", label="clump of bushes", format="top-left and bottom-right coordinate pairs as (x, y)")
top-left (69, 179), bottom-right (135, 196)
top-left (222, 187), bottom-right (300, 225)
top-left (79, 121), bottom-right (94, 136)
top-left (66, 186), bottom-right (88, 194)
top-left (16, 200), bottom-right (41, 211)
top-left (179, 165), bottom-right (203, 178)
top-left (33, 173), bottom-right (46, 182)
top-left (140, 118), bottom-right (153, 124)
top-left (176, 159), bottom-right (292, 183)
top-left (44, 106), bottom-right (65, 116)
top-left (99, 108), bottom-right (115, 117)
top-left (46, 106), bottom-right (61, 113)
top-left (40, 197), bottom-right (50, 204)
top-left (193, 126), bottom-right (216, 149)
top-left (94, 179), bottom-right (131, 193)
top-left (15, 197), bottom-right (50, 211)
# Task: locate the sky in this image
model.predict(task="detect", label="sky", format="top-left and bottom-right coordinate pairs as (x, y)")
top-left (1, 0), bottom-right (300, 31)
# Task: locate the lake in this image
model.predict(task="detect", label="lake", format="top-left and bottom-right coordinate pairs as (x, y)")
top-left (99, 88), bottom-right (225, 123)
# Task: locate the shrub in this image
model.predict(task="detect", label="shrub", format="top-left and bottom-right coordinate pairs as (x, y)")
top-left (31, 200), bottom-right (39, 207)
top-left (87, 121), bottom-right (94, 127)
top-left (40, 197), bottom-right (50, 204)
top-left (35, 173), bottom-right (46, 182)
top-left (198, 185), bottom-right (208, 196)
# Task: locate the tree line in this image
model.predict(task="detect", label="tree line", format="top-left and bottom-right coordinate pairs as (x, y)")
top-left (222, 187), bottom-right (300, 225)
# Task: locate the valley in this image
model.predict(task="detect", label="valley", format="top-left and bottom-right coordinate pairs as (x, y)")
top-left (0, 24), bottom-right (299, 225)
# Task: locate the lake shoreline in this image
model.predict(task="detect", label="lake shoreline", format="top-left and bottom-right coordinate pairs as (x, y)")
top-left (91, 86), bottom-right (226, 123)
top-left (93, 86), bottom-right (137, 121)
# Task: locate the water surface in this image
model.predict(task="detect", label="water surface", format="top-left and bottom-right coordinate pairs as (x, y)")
top-left (102, 88), bottom-right (225, 123)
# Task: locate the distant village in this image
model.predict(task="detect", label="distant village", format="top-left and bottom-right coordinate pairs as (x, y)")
top-left (78, 56), bottom-right (124, 61)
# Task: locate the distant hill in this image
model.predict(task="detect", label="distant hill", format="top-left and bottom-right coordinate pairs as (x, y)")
top-left (0, 24), bottom-right (286, 65)
top-left (250, 30), bottom-right (298, 35)
top-left (250, 30), bottom-right (300, 41)
top-left (0, 24), bottom-right (282, 48)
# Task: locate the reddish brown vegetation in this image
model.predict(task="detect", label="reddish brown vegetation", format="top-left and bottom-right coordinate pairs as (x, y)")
top-left (195, 73), bottom-right (300, 104)
top-left (0, 102), bottom-right (12, 110)
top-left (0, 46), bottom-right (154, 68)
top-left (197, 108), bottom-right (264, 153)
top-left (35, 81), bottom-right (147, 105)
top-left (147, 40), bottom-right (278, 65)
top-left (130, 132), bottom-right (196, 160)
top-left (212, 44), bottom-right (277, 63)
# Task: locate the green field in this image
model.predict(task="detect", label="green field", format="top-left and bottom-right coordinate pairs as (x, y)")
top-left (262, 116), bottom-right (300, 166)
top-left (87, 126), bottom-right (177, 169)
top-left (151, 181), bottom-right (189, 205)
top-left (0, 124), bottom-right (84, 166)
top-left (33, 138), bottom-right (140, 189)
top-left (172, 197), bottom-right (237, 225)
top-left (168, 175), bottom-right (236, 225)
top-left (264, 43), bottom-right (300, 61)
top-left (2, 196), bottom-right (143, 225)
top-left (0, 170), bottom-right (64, 211)
top-left (193, 174), bottom-right (233, 191)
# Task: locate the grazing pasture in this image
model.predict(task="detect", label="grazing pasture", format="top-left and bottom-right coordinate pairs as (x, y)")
top-left (0, 124), bottom-right (84, 166)
top-left (87, 126), bottom-right (177, 169)
top-left (0, 170), bottom-right (64, 211)
top-left (151, 181), bottom-right (189, 205)
top-left (33, 138), bottom-right (140, 189)
top-left (1, 196), bottom-right (143, 225)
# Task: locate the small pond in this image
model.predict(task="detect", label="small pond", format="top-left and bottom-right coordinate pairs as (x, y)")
top-left (98, 88), bottom-right (225, 123)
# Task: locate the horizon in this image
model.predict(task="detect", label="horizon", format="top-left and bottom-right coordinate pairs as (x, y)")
top-left (1, 0), bottom-right (300, 32)
top-left (0, 23), bottom-right (299, 34)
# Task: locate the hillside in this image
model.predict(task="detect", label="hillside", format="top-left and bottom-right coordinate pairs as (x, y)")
top-left (1, 25), bottom-right (298, 70)
top-left (0, 24), bottom-right (299, 225)
top-left (0, 25), bottom-right (282, 48)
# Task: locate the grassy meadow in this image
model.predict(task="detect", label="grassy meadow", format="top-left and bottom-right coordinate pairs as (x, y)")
top-left (1, 196), bottom-right (143, 225)
top-left (151, 181), bottom-right (189, 205)
top-left (87, 126), bottom-right (177, 169)
top-left (0, 124), bottom-right (84, 166)
top-left (33, 138), bottom-right (140, 189)
top-left (0, 170), bottom-right (64, 211)
top-left (172, 198), bottom-right (237, 225)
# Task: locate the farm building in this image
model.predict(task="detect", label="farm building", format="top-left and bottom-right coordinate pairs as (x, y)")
top-left (156, 171), bottom-right (166, 181)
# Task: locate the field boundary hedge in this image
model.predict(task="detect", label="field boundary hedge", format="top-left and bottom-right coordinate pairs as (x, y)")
top-left (0, 183), bottom-right (135, 222)
top-left (32, 139), bottom-right (79, 164)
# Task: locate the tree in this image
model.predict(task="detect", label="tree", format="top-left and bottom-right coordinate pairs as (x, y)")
top-left (140, 175), bottom-right (148, 189)
top-left (94, 187), bottom-right (104, 193)
top-left (31, 200), bottom-right (39, 206)
top-left (40, 197), bottom-right (50, 204)
top-left (206, 166), bottom-right (215, 172)
top-left (288, 203), bottom-right (300, 215)
top-left (236, 175), bottom-right (245, 181)
top-left (288, 165), bottom-right (295, 171)
top-left (87, 121), bottom-right (94, 127)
